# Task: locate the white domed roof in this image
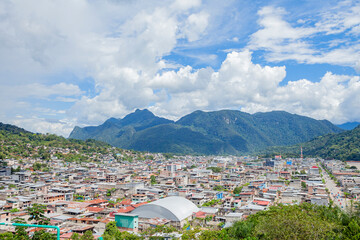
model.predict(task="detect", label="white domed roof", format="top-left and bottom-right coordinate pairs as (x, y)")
top-left (131, 196), bottom-right (199, 222)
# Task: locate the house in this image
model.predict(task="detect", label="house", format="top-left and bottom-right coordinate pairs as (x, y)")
top-left (189, 194), bottom-right (207, 206)
top-left (106, 174), bottom-right (117, 183)
top-left (239, 204), bottom-right (266, 215)
top-left (131, 194), bottom-right (147, 203)
top-left (224, 212), bottom-right (243, 222)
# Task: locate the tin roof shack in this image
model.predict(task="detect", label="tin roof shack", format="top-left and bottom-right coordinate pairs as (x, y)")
top-left (239, 204), bottom-right (266, 215)
top-left (279, 189), bottom-right (303, 205)
top-left (138, 217), bottom-right (171, 232)
top-left (310, 195), bottom-right (329, 206)
top-left (224, 212), bottom-right (244, 223)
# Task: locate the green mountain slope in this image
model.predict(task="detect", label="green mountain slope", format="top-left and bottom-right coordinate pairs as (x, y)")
top-left (264, 125), bottom-right (360, 160)
top-left (128, 124), bottom-right (237, 155)
top-left (336, 121), bottom-right (360, 130)
top-left (0, 122), bottom-right (113, 160)
top-left (70, 109), bottom-right (173, 148)
top-left (176, 110), bottom-right (342, 152)
top-left (69, 109), bottom-right (343, 155)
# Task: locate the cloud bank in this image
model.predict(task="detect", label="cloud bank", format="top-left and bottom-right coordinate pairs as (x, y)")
top-left (0, 0), bottom-right (359, 136)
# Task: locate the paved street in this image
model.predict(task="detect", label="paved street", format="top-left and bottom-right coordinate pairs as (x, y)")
top-left (320, 166), bottom-right (350, 210)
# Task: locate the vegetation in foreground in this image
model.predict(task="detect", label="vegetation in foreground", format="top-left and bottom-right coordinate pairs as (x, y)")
top-left (3, 202), bottom-right (360, 240)
top-left (184, 202), bottom-right (360, 240)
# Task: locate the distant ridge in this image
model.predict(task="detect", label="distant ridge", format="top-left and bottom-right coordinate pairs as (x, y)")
top-left (69, 109), bottom-right (343, 155)
top-left (264, 125), bottom-right (360, 161)
top-left (336, 122), bottom-right (360, 130)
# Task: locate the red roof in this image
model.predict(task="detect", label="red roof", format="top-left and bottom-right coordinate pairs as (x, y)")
top-left (29, 227), bottom-right (47, 232)
top-left (84, 199), bottom-right (108, 204)
top-left (195, 211), bottom-right (206, 218)
top-left (132, 202), bottom-right (148, 208)
top-left (117, 206), bottom-right (135, 213)
top-left (240, 192), bottom-right (254, 195)
top-left (311, 166), bottom-right (318, 168)
top-left (60, 232), bottom-right (77, 240)
top-left (120, 199), bottom-right (132, 206)
top-left (86, 207), bottom-right (105, 212)
top-left (253, 200), bottom-right (270, 206)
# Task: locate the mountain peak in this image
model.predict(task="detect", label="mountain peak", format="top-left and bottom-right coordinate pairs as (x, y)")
top-left (69, 109), bottom-right (342, 154)
top-left (135, 108), bottom-right (150, 113)
top-left (125, 109), bottom-right (155, 120)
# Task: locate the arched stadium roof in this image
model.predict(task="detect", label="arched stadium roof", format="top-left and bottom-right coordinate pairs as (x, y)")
top-left (131, 196), bottom-right (199, 222)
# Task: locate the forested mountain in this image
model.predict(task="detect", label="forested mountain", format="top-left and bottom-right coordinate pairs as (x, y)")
top-left (264, 125), bottom-right (360, 161)
top-left (69, 109), bottom-right (343, 155)
top-left (337, 122), bottom-right (360, 130)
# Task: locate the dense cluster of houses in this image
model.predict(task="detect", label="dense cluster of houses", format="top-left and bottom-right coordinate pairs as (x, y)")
top-left (0, 151), bottom-right (358, 238)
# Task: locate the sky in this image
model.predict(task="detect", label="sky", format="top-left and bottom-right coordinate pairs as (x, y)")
top-left (0, 0), bottom-right (360, 137)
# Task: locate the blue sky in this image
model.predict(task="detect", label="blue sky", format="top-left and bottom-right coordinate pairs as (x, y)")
top-left (0, 0), bottom-right (359, 136)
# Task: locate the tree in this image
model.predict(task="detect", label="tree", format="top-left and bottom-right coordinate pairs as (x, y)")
top-left (213, 185), bottom-right (223, 191)
top-left (31, 231), bottom-right (56, 240)
top-left (150, 175), bottom-right (157, 185)
top-left (12, 217), bottom-right (29, 240)
top-left (198, 230), bottom-right (230, 240)
top-left (103, 222), bottom-right (120, 239)
top-left (26, 204), bottom-right (49, 225)
top-left (344, 192), bottom-right (350, 199)
top-left (80, 231), bottom-right (94, 240)
top-left (32, 163), bottom-right (42, 171)
top-left (0, 232), bottom-right (14, 240)
top-left (233, 186), bottom-right (243, 195)
top-left (70, 233), bottom-right (80, 240)
top-left (102, 221), bottom-right (140, 240)
top-left (225, 203), bottom-right (347, 240)
top-left (0, 153), bottom-right (6, 160)
top-left (181, 229), bottom-right (201, 240)
top-left (343, 219), bottom-right (360, 239)
top-left (206, 167), bottom-right (222, 173)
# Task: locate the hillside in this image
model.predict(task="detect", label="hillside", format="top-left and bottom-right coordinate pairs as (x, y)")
top-left (69, 109), bottom-right (343, 155)
top-left (70, 109), bottom-right (173, 149)
top-left (263, 125), bottom-right (360, 160)
top-left (337, 121), bottom-right (360, 130)
top-left (0, 122), bottom-right (114, 160)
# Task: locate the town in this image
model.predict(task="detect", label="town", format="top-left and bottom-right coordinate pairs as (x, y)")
top-left (0, 144), bottom-right (359, 239)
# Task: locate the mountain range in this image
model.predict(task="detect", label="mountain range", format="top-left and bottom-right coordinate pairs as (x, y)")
top-left (69, 109), bottom-right (343, 155)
